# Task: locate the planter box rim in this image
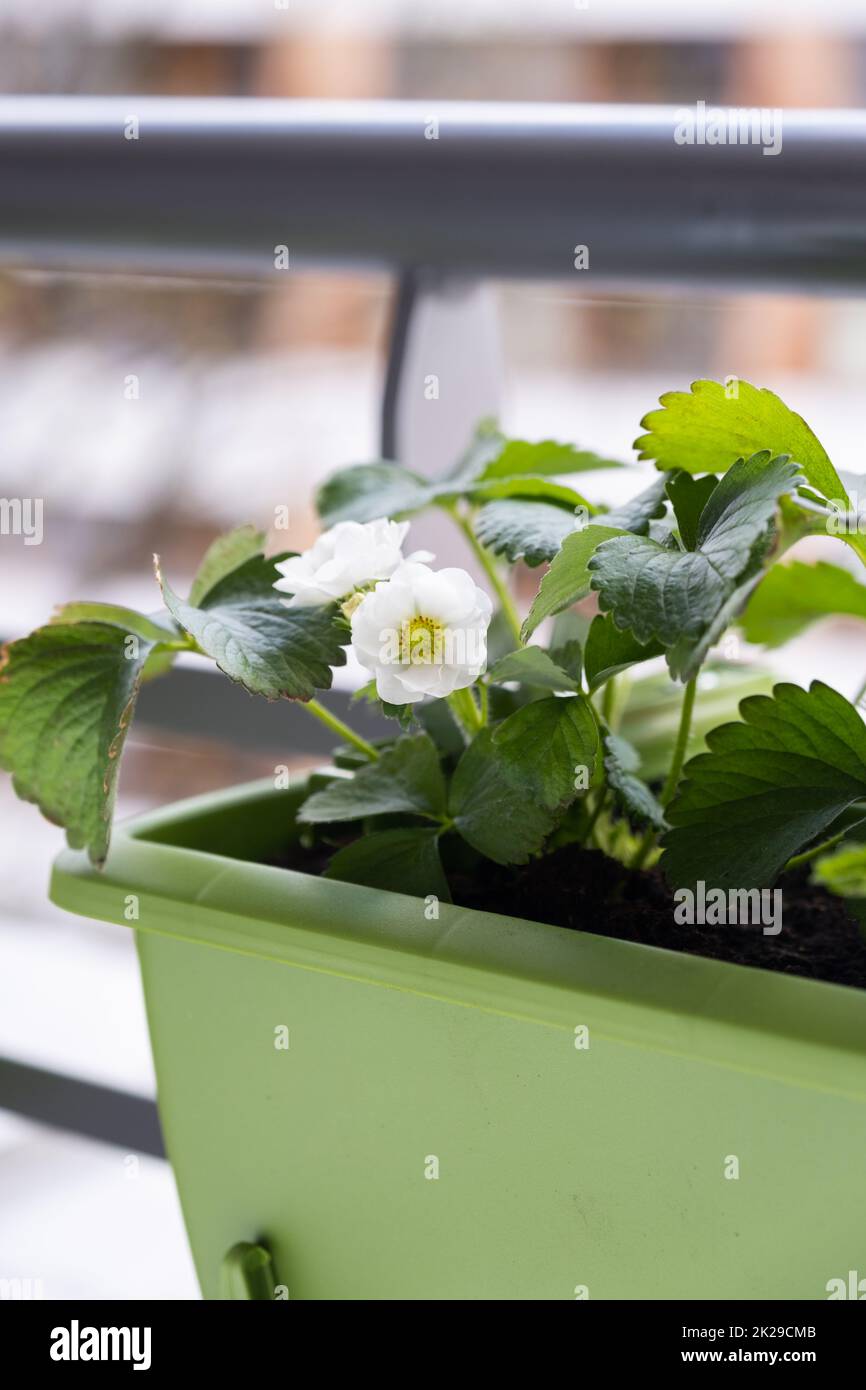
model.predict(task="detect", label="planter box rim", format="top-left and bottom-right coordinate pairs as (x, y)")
top-left (50, 776), bottom-right (866, 1102)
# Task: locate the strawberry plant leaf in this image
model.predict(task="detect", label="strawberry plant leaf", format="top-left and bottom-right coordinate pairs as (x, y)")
top-left (635, 378), bottom-right (844, 504)
top-left (548, 638), bottom-right (583, 684)
top-left (317, 457), bottom-right (595, 528)
top-left (662, 681), bottom-right (866, 890)
top-left (451, 697), bottom-right (600, 864)
top-left (603, 731), bottom-right (666, 830)
top-left (449, 727), bottom-right (557, 865)
top-left (324, 827), bottom-right (451, 901)
top-left (584, 614), bottom-right (664, 691)
top-left (522, 525), bottom-right (627, 640)
top-left (189, 524), bottom-right (267, 605)
top-left (601, 474), bottom-right (671, 534)
top-left (158, 551), bottom-right (347, 700)
top-left (492, 695), bottom-right (602, 809)
top-left (50, 603), bottom-right (181, 687)
top-left (487, 645), bottom-right (581, 692)
top-left (0, 622), bottom-right (158, 865)
top-left (50, 603), bottom-right (177, 644)
top-left (443, 418), bottom-right (505, 483)
top-left (317, 462), bottom-right (431, 526)
top-left (666, 472), bottom-right (719, 550)
top-left (298, 733), bottom-right (446, 823)
top-left (474, 499), bottom-right (577, 567)
top-left (741, 560), bottom-right (866, 648)
top-left (479, 439), bottom-right (624, 479)
top-left (588, 452), bottom-right (802, 680)
top-left (464, 475), bottom-right (594, 510)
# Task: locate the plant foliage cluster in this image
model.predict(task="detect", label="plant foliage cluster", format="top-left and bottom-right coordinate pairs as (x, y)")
top-left (4, 380), bottom-right (866, 921)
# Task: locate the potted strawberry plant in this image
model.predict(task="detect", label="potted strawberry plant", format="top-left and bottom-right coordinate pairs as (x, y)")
top-left (3, 379), bottom-right (865, 1301)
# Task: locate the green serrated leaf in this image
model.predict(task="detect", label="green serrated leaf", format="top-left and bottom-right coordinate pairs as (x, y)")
top-left (601, 474), bottom-right (672, 534)
top-left (741, 560), bottom-right (866, 648)
top-left (298, 733), bottom-right (445, 823)
top-left (158, 551), bottom-right (347, 700)
top-left (444, 419), bottom-right (505, 483)
top-left (603, 731), bottom-right (665, 830)
top-left (522, 525), bottom-right (626, 640)
top-left (492, 696), bottom-right (600, 809)
top-left (188, 524), bottom-right (267, 606)
top-left (324, 827), bottom-right (451, 901)
top-left (317, 462), bottom-right (430, 526)
top-left (487, 645), bottom-right (581, 692)
top-left (474, 473), bottom-right (660, 574)
top-left (588, 453), bottom-right (802, 680)
top-left (475, 498), bottom-right (577, 567)
top-left (50, 603), bottom-right (177, 644)
top-left (415, 699), bottom-right (466, 759)
top-left (584, 613), bottom-right (664, 691)
top-left (635, 378), bottom-right (844, 504)
top-left (666, 472), bottom-right (719, 550)
top-left (331, 740), bottom-right (392, 771)
top-left (548, 638), bottom-right (583, 684)
top-left (450, 697), bottom-right (599, 864)
top-left (0, 622), bottom-right (156, 864)
top-left (480, 438), bottom-right (624, 480)
top-left (449, 727), bottom-right (557, 865)
top-left (316, 457), bottom-right (594, 529)
top-left (662, 680), bottom-right (866, 891)
top-left (466, 475), bottom-right (594, 510)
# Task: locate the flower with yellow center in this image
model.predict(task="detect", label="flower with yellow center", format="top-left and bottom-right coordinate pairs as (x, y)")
top-left (399, 614), bottom-right (445, 666)
top-left (351, 561), bottom-right (492, 704)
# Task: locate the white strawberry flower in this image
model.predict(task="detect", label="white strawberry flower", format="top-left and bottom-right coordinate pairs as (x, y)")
top-left (351, 560), bottom-right (493, 704)
top-left (274, 517), bottom-right (423, 609)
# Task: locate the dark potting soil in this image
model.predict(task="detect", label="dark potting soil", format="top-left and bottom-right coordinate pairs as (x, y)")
top-left (451, 848), bottom-right (866, 991)
top-left (276, 839), bottom-right (866, 991)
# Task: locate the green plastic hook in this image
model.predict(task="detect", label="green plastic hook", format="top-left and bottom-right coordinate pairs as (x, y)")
top-left (221, 1242), bottom-right (278, 1300)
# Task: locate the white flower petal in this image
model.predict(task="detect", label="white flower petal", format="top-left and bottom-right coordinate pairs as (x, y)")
top-left (349, 560), bottom-right (493, 701)
top-left (272, 516), bottom-right (414, 607)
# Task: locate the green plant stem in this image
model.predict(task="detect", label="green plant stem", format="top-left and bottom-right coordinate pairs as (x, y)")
top-left (630, 675), bottom-right (698, 872)
top-left (584, 789), bottom-right (609, 848)
top-left (658, 676), bottom-right (698, 809)
top-left (160, 638), bottom-right (199, 652)
top-left (784, 832), bottom-right (846, 873)
top-left (447, 686), bottom-right (483, 739)
top-left (854, 674), bottom-right (866, 707)
top-left (304, 698), bottom-right (380, 761)
top-left (601, 675), bottom-right (617, 728)
top-left (478, 681), bottom-right (490, 726)
top-left (451, 509), bottom-right (523, 646)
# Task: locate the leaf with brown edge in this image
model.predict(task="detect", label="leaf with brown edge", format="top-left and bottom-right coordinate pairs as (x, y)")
top-left (0, 622), bottom-right (157, 865)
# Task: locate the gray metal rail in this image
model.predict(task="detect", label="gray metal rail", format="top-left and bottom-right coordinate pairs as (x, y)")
top-left (1, 98), bottom-right (866, 288)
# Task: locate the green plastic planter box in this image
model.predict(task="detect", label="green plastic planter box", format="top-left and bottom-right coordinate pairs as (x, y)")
top-left (50, 778), bottom-right (866, 1301)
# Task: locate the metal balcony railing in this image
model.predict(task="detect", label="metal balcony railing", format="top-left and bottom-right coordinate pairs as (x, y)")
top-left (2, 98), bottom-right (866, 287)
